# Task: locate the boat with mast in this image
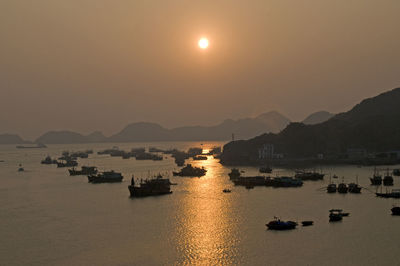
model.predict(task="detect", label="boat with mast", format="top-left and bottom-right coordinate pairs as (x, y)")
top-left (370, 167), bottom-right (382, 185)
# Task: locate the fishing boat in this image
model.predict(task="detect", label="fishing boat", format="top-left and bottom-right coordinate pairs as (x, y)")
top-left (337, 178), bottom-right (348, 194)
top-left (173, 164), bottom-right (207, 177)
top-left (266, 218), bottom-right (297, 230)
top-left (348, 176), bottom-right (362, 193)
top-left (128, 174), bottom-right (172, 197)
top-left (88, 171), bottom-right (123, 183)
top-left (295, 170), bottom-right (324, 181)
top-left (370, 167), bottom-right (382, 185)
top-left (376, 189), bottom-right (400, 198)
top-left (68, 166), bottom-right (97, 176)
top-left (327, 183), bottom-right (337, 193)
top-left (383, 169), bottom-right (394, 186)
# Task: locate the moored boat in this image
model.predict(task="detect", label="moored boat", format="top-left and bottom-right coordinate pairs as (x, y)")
top-left (128, 174), bottom-right (172, 197)
top-left (383, 169), bottom-right (394, 186)
top-left (337, 183), bottom-right (348, 194)
top-left (370, 167), bottom-right (382, 185)
top-left (88, 171), bottom-right (123, 183)
top-left (68, 166), bottom-right (97, 176)
top-left (327, 183), bottom-right (337, 193)
top-left (173, 164), bottom-right (207, 177)
top-left (376, 189), bottom-right (400, 198)
top-left (348, 183), bottom-right (362, 193)
top-left (266, 218), bottom-right (297, 230)
top-left (295, 170), bottom-right (324, 181)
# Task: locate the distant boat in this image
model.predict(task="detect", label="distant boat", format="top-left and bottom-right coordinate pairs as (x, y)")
top-left (88, 171), bottom-right (123, 183)
top-left (348, 176), bottom-right (362, 193)
top-left (222, 189), bottom-right (231, 193)
top-left (327, 183), bottom-right (337, 193)
top-left (370, 167), bottom-right (382, 185)
top-left (301, 221), bottom-right (314, 226)
top-left (16, 143), bottom-right (47, 149)
top-left (337, 178), bottom-right (348, 194)
top-left (18, 164), bottom-right (24, 172)
top-left (68, 166), bottom-right (97, 176)
top-left (128, 174), bottom-right (172, 197)
top-left (376, 189), bottom-right (400, 198)
top-left (383, 169), bottom-right (394, 186)
top-left (266, 218), bottom-right (297, 230)
top-left (391, 207), bottom-right (400, 216)
top-left (329, 209), bottom-right (344, 222)
top-left (295, 170), bottom-right (324, 181)
top-left (259, 166), bottom-right (272, 173)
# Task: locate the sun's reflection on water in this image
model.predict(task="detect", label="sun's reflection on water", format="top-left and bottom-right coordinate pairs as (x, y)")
top-left (174, 155), bottom-right (240, 265)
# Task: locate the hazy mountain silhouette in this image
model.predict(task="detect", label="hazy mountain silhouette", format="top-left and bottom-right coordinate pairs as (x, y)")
top-left (35, 111), bottom-right (290, 143)
top-left (36, 131), bottom-right (106, 144)
top-left (0, 134), bottom-right (26, 144)
top-left (221, 87), bottom-right (400, 164)
top-left (302, 111), bottom-right (334, 125)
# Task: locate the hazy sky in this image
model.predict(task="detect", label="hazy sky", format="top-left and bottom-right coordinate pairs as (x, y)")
top-left (1, 0), bottom-right (400, 139)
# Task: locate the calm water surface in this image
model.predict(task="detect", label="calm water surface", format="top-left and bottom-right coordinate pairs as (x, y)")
top-left (1, 142), bottom-right (399, 265)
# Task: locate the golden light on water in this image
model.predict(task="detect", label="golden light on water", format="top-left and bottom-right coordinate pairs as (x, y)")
top-left (198, 38), bottom-right (209, 49)
top-left (174, 153), bottom-right (239, 264)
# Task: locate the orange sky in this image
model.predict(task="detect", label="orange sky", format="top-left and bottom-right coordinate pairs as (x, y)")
top-left (1, 0), bottom-right (400, 139)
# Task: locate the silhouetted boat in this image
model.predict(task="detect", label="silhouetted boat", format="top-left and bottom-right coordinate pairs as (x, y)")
top-left (259, 166), bottom-right (272, 173)
top-left (57, 160), bottom-right (78, 168)
top-left (383, 169), bottom-right (394, 186)
top-left (266, 218), bottom-right (297, 230)
top-left (128, 174), bottom-right (172, 197)
top-left (193, 155), bottom-right (207, 160)
top-left (301, 221), bottom-right (314, 226)
top-left (173, 164), bottom-right (207, 177)
top-left (337, 181), bottom-right (348, 194)
top-left (88, 171), bottom-right (123, 183)
top-left (370, 167), bottom-right (382, 185)
top-left (41, 156), bottom-right (57, 164)
top-left (391, 206), bottom-right (400, 215)
top-left (376, 189), bottom-right (400, 198)
top-left (295, 170), bottom-right (324, 181)
top-left (265, 176), bottom-right (303, 187)
top-left (327, 183), bottom-right (337, 193)
top-left (329, 209), bottom-right (344, 222)
top-left (68, 166), bottom-right (97, 176)
top-left (348, 183), bottom-right (361, 193)
top-left (223, 189), bottom-right (231, 193)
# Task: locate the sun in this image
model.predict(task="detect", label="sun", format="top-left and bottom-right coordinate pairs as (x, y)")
top-left (198, 38), bottom-right (209, 49)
